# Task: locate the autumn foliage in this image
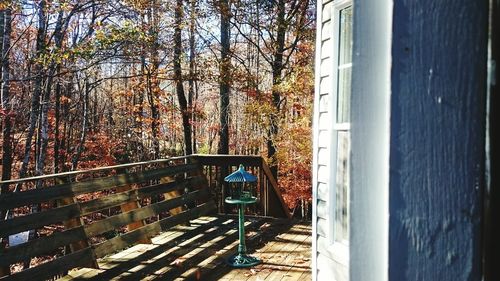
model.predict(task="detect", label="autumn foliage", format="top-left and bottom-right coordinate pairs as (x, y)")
top-left (0, 0), bottom-right (315, 212)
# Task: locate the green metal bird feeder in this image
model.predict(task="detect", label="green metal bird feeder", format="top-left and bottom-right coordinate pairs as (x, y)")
top-left (224, 164), bottom-right (261, 268)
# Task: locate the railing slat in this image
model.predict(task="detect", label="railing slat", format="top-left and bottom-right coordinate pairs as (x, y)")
top-left (84, 189), bottom-right (210, 238)
top-left (0, 156), bottom-right (192, 185)
top-left (93, 201), bottom-right (216, 258)
top-left (0, 163), bottom-right (198, 211)
top-left (0, 204), bottom-right (81, 238)
top-left (80, 176), bottom-right (204, 215)
top-left (0, 226), bottom-right (88, 267)
top-left (0, 176), bottom-right (206, 239)
top-left (0, 248), bottom-right (95, 281)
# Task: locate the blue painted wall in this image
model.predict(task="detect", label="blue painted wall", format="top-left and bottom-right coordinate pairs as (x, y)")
top-left (389, 1), bottom-right (488, 280)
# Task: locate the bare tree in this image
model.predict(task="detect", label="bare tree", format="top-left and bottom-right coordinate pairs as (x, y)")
top-left (1, 7), bottom-right (12, 186)
top-left (174, 0), bottom-right (193, 155)
top-left (18, 0), bottom-right (47, 181)
top-left (0, 6), bottom-right (12, 277)
top-left (218, 0), bottom-right (231, 155)
top-left (232, 0), bottom-right (312, 177)
top-left (188, 0), bottom-right (198, 154)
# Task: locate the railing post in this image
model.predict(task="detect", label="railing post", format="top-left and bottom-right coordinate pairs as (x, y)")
top-left (0, 211), bottom-right (9, 277)
top-left (258, 165), bottom-right (266, 216)
top-left (260, 159), bottom-right (292, 218)
top-left (221, 165), bottom-right (230, 213)
top-left (55, 177), bottom-right (98, 269)
top-left (115, 168), bottom-right (152, 244)
top-left (191, 154), bottom-right (290, 218)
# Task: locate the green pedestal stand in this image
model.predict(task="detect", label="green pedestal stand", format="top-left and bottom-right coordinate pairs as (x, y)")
top-left (225, 196), bottom-right (261, 268)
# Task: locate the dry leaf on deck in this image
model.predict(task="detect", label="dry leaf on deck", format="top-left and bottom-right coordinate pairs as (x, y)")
top-left (171, 257), bottom-right (185, 267)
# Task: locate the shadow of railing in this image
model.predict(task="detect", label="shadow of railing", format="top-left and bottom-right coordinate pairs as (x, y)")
top-left (68, 216), bottom-right (298, 280)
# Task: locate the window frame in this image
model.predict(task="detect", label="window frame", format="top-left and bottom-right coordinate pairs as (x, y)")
top-left (327, 0), bottom-right (353, 266)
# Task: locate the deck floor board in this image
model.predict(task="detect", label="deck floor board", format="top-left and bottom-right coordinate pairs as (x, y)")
top-left (64, 215), bottom-right (311, 281)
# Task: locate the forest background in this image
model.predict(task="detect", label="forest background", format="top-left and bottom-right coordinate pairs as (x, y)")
top-left (0, 0), bottom-right (315, 213)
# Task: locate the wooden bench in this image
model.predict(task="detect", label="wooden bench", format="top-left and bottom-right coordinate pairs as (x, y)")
top-left (0, 158), bottom-right (216, 280)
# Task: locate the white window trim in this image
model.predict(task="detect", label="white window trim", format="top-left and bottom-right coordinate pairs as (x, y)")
top-left (338, 63), bottom-right (353, 70)
top-left (328, 0), bottom-right (352, 267)
top-left (333, 123), bottom-right (351, 131)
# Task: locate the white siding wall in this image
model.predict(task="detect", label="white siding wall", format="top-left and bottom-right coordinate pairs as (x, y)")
top-left (313, 0), bottom-right (348, 280)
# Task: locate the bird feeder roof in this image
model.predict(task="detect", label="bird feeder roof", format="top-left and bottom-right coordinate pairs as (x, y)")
top-left (224, 164), bottom-right (257, 183)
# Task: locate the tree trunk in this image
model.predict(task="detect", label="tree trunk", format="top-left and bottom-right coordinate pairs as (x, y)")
top-left (71, 80), bottom-right (89, 170)
top-left (0, 9), bottom-right (4, 85)
top-left (148, 1), bottom-right (161, 159)
top-left (189, 0), bottom-right (197, 154)
top-left (174, 0), bottom-right (192, 156)
top-left (36, 7), bottom-right (66, 179)
top-left (60, 78), bottom-right (72, 172)
top-left (267, 0), bottom-right (286, 179)
top-left (148, 71), bottom-right (160, 159)
top-left (54, 74), bottom-right (61, 173)
top-left (135, 54), bottom-right (145, 161)
top-left (0, 8), bottom-right (12, 277)
top-left (18, 0), bottom-right (46, 180)
top-left (218, 0), bottom-right (230, 155)
top-left (18, 1), bottom-right (47, 269)
top-left (1, 8), bottom-right (13, 188)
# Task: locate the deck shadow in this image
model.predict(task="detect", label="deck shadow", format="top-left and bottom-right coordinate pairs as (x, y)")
top-left (67, 215), bottom-right (305, 280)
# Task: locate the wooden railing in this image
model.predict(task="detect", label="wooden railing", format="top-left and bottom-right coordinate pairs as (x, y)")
top-left (192, 154), bottom-right (291, 219)
top-left (0, 154), bottom-right (291, 279)
top-left (0, 154), bottom-right (290, 279)
top-left (0, 156), bottom-right (215, 280)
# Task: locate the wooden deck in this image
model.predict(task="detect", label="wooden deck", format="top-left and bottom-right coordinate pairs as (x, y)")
top-left (62, 215), bottom-right (311, 281)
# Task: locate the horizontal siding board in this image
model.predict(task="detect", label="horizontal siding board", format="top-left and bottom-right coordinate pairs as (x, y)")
top-left (321, 38), bottom-right (332, 59)
top-left (317, 217), bottom-right (328, 237)
top-left (318, 148), bottom-right (329, 166)
top-left (0, 226), bottom-right (88, 267)
top-left (320, 76), bottom-right (331, 95)
top-left (318, 131), bottom-right (330, 148)
top-left (317, 236), bottom-right (332, 259)
top-left (318, 253), bottom-right (348, 281)
top-left (0, 164), bottom-right (198, 211)
top-left (317, 200), bottom-right (328, 219)
top-left (318, 112), bottom-right (330, 130)
top-left (317, 254), bottom-right (335, 279)
top-left (319, 94), bottom-right (329, 113)
top-left (318, 165), bottom-right (329, 184)
top-left (317, 236), bottom-right (349, 268)
top-left (318, 183), bottom-right (329, 201)
top-left (320, 57), bottom-right (332, 77)
top-left (321, 19), bottom-right (332, 40)
top-left (0, 204), bottom-right (81, 238)
top-left (322, 2), bottom-right (332, 22)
